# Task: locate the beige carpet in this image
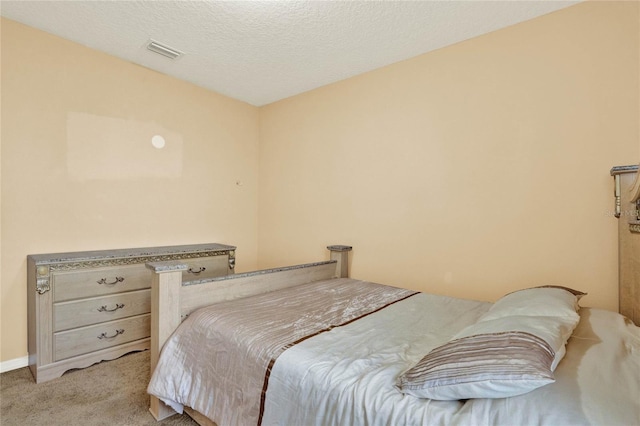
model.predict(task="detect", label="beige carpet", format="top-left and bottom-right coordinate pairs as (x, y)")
top-left (0, 351), bottom-right (198, 426)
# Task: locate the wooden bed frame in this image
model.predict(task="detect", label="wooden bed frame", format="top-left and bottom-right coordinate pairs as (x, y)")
top-left (145, 245), bottom-right (353, 424)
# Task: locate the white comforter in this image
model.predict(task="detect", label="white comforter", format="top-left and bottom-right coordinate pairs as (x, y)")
top-left (150, 280), bottom-right (640, 425)
top-left (263, 294), bottom-right (640, 425)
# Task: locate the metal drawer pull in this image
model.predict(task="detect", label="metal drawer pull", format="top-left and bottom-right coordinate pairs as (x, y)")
top-left (97, 303), bottom-right (125, 313)
top-left (97, 329), bottom-right (125, 339)
top-left (96, 277), bottom-right (125, 285)
top-left (187, 267), bottom-right (206, 274)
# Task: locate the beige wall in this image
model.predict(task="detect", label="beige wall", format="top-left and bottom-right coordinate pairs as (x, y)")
top-left (259, 2), bottom-right (639, 307)
top-left (0, 19), bottom-right (260, 362)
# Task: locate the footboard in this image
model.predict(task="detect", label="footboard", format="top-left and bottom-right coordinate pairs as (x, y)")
top-left (145, 245), bottom-right (352, 421)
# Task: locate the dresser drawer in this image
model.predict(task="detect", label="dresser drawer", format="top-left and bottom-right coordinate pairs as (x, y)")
top-left (53, 264), bottom-right (149, 302)
top-left (54, 289), bottom-right (150, 332)
top-left (182, 255), bottom-right (230, 281)
top-left (54, 314), bottom-right (150, 361)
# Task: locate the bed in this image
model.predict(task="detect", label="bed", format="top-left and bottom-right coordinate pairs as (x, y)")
top-left (146, 167), bottom-right (640, 426)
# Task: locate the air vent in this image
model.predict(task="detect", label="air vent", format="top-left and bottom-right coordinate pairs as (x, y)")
top-left (146, 40), bottom-right (183, 60)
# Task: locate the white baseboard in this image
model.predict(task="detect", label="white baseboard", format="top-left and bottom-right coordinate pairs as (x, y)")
top-left (0, 355), bottom-right (29, 373)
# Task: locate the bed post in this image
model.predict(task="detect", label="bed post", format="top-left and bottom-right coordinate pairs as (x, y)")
top-left (146, 261), bottom-right (187, 421)
top-left (327, 245), bottom-right (352, 278)
top-left (611, 165), bottom-right (640, 326)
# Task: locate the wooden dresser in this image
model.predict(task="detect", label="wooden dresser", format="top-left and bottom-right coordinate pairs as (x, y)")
top-left (27, 243), bottom-right (236, 383)
top-left (611, 165), bottom-right (640, 326)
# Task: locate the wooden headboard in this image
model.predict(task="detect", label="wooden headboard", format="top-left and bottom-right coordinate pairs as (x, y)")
top-left (611, 165), bottom-right (640, 326)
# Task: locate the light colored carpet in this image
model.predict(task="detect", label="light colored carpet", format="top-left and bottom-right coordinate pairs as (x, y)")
top-left (0, 351), bottom-right (198, 426)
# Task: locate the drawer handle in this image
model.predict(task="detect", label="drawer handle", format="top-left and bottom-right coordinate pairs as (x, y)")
top-left (187, 267), bottom-right (206, 274)
top-left (97, 329), bottom-right (125, 340)
top-left (96, 277), bottom-right (125, 285)
top-left (97, 303), bottom-right (125, 313)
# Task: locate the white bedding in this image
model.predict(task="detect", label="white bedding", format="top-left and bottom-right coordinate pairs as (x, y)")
top-left (263, 295), bottom-right (640, 425)
top-left (263, 293), bottom-right (490, 425)
top-left (149, 280), bottom-right (640, 426)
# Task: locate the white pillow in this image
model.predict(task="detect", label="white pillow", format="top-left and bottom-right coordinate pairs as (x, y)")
top-left (475, 286), bottom-right (582, 370)
top-left (397, 286), bottom-right (583, 400)
top-left (479, 287), bottom-right (583, 322)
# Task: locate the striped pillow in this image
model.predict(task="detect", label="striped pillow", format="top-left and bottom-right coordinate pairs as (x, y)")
top-left (397, 331), bottom-right (555, 400)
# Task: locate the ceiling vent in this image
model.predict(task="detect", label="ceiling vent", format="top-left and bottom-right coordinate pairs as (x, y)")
top-left (146, 40), bottom-right (183, 60)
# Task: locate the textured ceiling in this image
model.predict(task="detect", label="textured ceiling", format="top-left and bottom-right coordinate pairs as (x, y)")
top-left (1, 1), bottom-right (579, 106)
